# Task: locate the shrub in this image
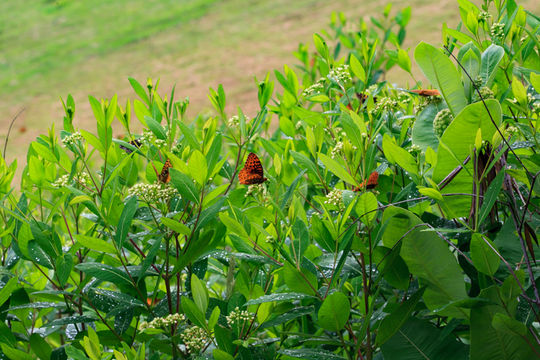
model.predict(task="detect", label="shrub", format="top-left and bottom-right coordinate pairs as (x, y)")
top-left (0, 1), bottom-right (539, 359)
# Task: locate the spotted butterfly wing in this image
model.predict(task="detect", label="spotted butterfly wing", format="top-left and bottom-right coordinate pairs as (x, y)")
top-left (353, 171), bottom-right (379, 191)
top-left (158, 159), bottom-right (172, 183)
top-left (239, 152), bottom-right (267, 185)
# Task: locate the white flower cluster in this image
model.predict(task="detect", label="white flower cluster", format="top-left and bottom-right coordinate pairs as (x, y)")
top-left (490, 23), bottom-right (505, 42)
top-left (408, 144), bottom-right (421, 153)
top-left (227, 115), bottom-right (240, 127)
top-left (331, 141), bottom-right (344, 159)
top-left (325, 189), bottom-right (343, 209)
top-left (127, 183), bottom-right (178, 203)
top-left (302, 81), bottom-right (324, 97)
top-left (139, 130), bottom-right (157, 145)
top-left (62, 132), bottom-right (84, 146)
top-left (506, 125), bottom-right (518, 136)
top-left (327, 65), bottom-right (351, 84)
top-left (245, 183), bottom-right (267, 198)
top-left (370, 97), bottom-right (399, 115)
top-left (478, 11), bottom-right (491, 23)
top-left (180, 326), bottom-right (210, 354)
top-left (51, 172), bottom-right (92, 188)
top-left (226, 307), bottom-right (254, 326)
top-left (140, 313), bottom-right (185, 330)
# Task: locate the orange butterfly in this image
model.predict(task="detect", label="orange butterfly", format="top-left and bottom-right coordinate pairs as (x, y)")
top-left (158, 159), bottom-right (172, 183)
top-left (239, 152), bottom-right (268, 185)
top-left (353, 171), bottom-right (379, 191)
top-left (409, 89), bottom-right (440, 97)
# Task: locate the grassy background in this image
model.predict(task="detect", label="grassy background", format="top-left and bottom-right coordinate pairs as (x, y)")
top-left (1, 0), bottom-right (538, 164)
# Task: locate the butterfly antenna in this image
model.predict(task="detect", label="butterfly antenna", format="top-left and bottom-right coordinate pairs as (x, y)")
top-left (3, 107), bottom-right (26, 160)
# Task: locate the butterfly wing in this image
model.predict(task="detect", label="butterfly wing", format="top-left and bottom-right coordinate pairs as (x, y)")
top-left (410, 89), bottom-right (440, 97)
top-left (353, 171), bottom-right (379, 191)
top-left (158, 159), bottom-right (172, 183)
top-left (239, 152), bottom-right (267, 185)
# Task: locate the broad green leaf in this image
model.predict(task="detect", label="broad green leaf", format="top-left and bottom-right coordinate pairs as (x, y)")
top-left (318, 153), bottom-right (356, 185)
top-left (478, 169), bottom-right (505, 225)
top-left (470, 233), bottom-right (500, 276)
top-left (480, 44), bottom-right (504, 87)
top-left (76, 235), bottom-right (117, 254)
top-left (433, 100), bottom-right (502, 216)
top-left (492, 313), bottom-right (527, 336)
top-left (412, 103), bottom-right (445, 151)
top-left (170, 168), bottom-right (199, 204)
top-left (283, 262), bottom-right (318, 296)
top-left (191, 274), bottom-right (209, 314)
top-left (414, 42), bottom-right (467, 115)
top-left (161, 217), bottom-right (191, 236)
top-left (76, 263), bottom-right (133, 288)
top-left (1, 344), bottom-right (33, 360)
top-left (260, 306), bottom-right (314, 330)
top-left (55, 254), bottom-right (73, 286)
top-left (115, 195), bottom-right (138, 248)
top-left (245, 292), bottom-right (315, 305)
top-left (182, 296), bottom-right (206, 329)
top-left (382, 134), bottom-right (418, 176)
top-left (355, 192), bottom-right (378, 226)
top-left (471, 285), bottom-right (538, 359)
top-left (350, 54), bottom-right (366, 82)
top-left (278, 348), bottom-right (345, 360)
top-left (188, 150), bottom-right (208, 186)
top-left (381, 318), bottom-right (468, 360)
top-left (382, 207), bottom-right (468, 318)
top-left (128, 77), bottom-right (150, 104)
top-left (376, 288), bottom-right (425, 346)
top-left (213, 349), bottom-right (234, 360)
top-left (318, 292), bottom-right (350, 331)
top-left (0, 277), bottom-right (19, 307)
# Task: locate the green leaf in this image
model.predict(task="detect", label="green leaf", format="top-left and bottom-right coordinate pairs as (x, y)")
top-left (0, 277), bottom-right (19, 307)
top-left (382, 207), bottom-right (468, 318)
top-left (1, 344), bottom-right (33, 360)
top-left (491, 313), bottom-right (527, 336)
top-left (188, 150), bottom-right (208, 186)
top-left (144, 115), bottom-right (166, 140)
top-left (318, 292), bottom-right (350, 331)
top-left (177, 121), bottom-right (201, 151)
top-left (382, 134), bottom-right (418, 176)
top-left (128, 77), bottom-right (150, 104)
top-left (381, 318), bottom-right (468, 360)
top-left (470, 233), bottom-right (500, 276)
top-left (412, 102), bottom-right (445, 150)
top-left (433, 100), bottom-right (502, 216)
top-left (318, 153), bottom-right (356, 185)
top-left (170, 168), bottom-right (199, 204)
top-left (30, 333), bottom-right (52, 359)
top-left (260, 306), bottom-right (314, 329)
top-left (278, 348), bottom-right (345, 360)
top-left (181, 296), bottom-right (206, 329)
top-left (213, 349), bottom-right (234, 360)
top-left (376, 288), bottom-right (425, 346)
top-left (76, 263), bottom-right (133, 288)
top-left (283, 262), bottom-right (318, 296)
top-left (313, 34), bottom-right (329, 60)
top-left (355, 192), bottom-right (378, 226)
top-left (478, 169), bottom-right (505, 225)
top-left (28, 241), bottom-right (54, 269)
top-left (349, 54), bottom-right (366, 83)
top-left (115, 195), bottom-right (138, 248)
top-left (480, 44), bottom-right (504, 87)
top-left (76, 235), bottom-right (117, 254)
top-left (161, 217), bottom-right (191, 236)
top-left (414, 42), bottom-right (467, 116)
top-left (245, 292), bottom-right (315, 305)
top-left (191, 274), bottom-right (209, 314)
top-left (55, 254), bottom-right (73, 286)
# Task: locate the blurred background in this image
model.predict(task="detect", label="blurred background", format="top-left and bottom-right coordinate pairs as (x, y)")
top-left (1, 0), bottom-right (538, 163)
